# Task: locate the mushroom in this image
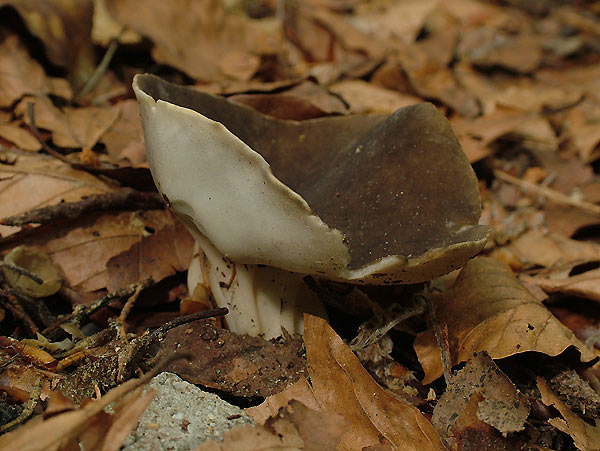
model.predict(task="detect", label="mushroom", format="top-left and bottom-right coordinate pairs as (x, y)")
top-left (133, 74), bottom-right (489, 339)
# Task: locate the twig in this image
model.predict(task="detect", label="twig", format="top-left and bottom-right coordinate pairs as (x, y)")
top-left (0, 374), bottom-right (42, 433)
top-left (426, 294), bottom-right (453, 386)
top-left (350, 296), bottom-right (426, 351)
top-left (0, 289), bottom-right (39, 336)
top-left (0, 189), bottom-right (163, 227)
top-left (74, 39), bottom-right (120, 102)
top-left (494, 169), bottom-right (600, 216)
top-left (41, 278), bottom-right (155, 335)
top-left (0, 261), bottom-right (43, 284)
top-left (117, 282), bottom-right (146, 342)
top-left (116, 307), bottom-right (229, 383)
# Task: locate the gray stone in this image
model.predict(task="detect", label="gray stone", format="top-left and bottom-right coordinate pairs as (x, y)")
top-left (122, 372), bottom-right (253, 450)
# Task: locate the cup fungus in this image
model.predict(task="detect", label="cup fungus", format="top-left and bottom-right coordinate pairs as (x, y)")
top-left (133, 74), bottom-right (489, 339)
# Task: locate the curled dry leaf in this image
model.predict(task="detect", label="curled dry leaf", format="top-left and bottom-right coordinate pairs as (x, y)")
top-left (304, 314), bottom-right (445, 450)
top-left (414, 257), bottom-right (596, 384)
top-left (537, 377), bottom-right (600, 451)
top-left (523, 268), bottom-right (600, 304)
top-left (0, 0), bottom-right (96, 89)
top-left (0, 35), bottom-right (71, 108)
top-left (433, 352), bottom-right (529, 443)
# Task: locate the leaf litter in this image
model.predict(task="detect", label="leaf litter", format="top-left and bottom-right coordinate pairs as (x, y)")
top-left (0, 0), bottom-right (600, 449)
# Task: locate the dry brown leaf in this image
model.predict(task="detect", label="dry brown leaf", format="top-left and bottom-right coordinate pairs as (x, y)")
top-left (16, 95), bottom-right (120, 149)
top-left (229, 81), bottom-right (347, 120)
top-left (523, 268), bottom-right (600, 304)
top-left (0, 0), bottom-right (96, 89)
top-left (497, 230), bottom-right (600, 269)
top-left (304, 314), bottom-right (445, 450)
top-left (0, 123), bottom-right (41, 151)
top-left (449, 392), bottom-right (525, 450)
top-left (0, 150), bottom-right (117, 238)
top-left (352, 0), bottom-right (439, 46)
top-left (0, 35), bottom-right (71, 108)
top-left (6, 209), bottom-right (187, 292)
top-left (106, 219), bottom-right (194, 291)
top-left (246, 377), bottom-right (321, 426)
top-left (0, 376), bottom-right (154, 451)
top-left (563, 95), bottom-right (600, 163)
top-left (433, 352), bottom-right (529, 442)
top-left (105, 0), bottom-right (278, 82)
top-left (97, 99), bottom-right (146, 165)
top-left (538, 377), bottom-right (600, 451)
top-left (329, 80), bottom-right (420, 114)
top-left (195, 424), bottom-right (302, 451)
top-left (451, 108), bottom-right (556, 162)
top-left (414, 257), bottom-right (596, 384)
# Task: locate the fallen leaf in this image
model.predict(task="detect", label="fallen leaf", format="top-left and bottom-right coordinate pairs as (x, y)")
top-left (3, 209), bottom-right (186, 292)
top-left (524, 268), bottom-right (600, 304)
top-left (105, 0), bottom-right (278, 82)
top-left (414, 257), bottom-right (596, 384)
top-left (229, 81), bottom-right (347, 120)
top-left (154, 320), bottom-right (307, 398)
top-left (449, 392), bottom-right (524, 451)
top-left (0, 35), bottom-right (71, 108)
top-left (0, 149), bottom-right (117, 238)
top-left (98, 99), bottom-right (146, 164)
top-left (329, 80), bottom-right (420, 114)
top-left (0, 0), bottom-right (96, 89)
top-left (0, 375), bottom-right (155, 451)
top-left (498, 230), bottom-right (600, 269)
top-left (106, 218), bottom-right (194, 291)
top-left (0, 122), bottom-right (41, 151)
top-left (432, 352), bottom-right (529, 442)
top-left (16, 95), bottom-right (120, 149)
top-left (194, 423), bottom-right (302, 451)
top-left (304, 314), bottom-right (445, 450)
top-left (538, 377), bottom-right (600, 451)
top-left (246, 377), bottom-right (321, 425)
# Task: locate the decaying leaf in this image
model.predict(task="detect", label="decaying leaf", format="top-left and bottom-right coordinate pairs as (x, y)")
top-left (538, 377), bottom-right (600, 451)
top-left (304, 314), bottom-right (445, 450)
top-left (153, 320), bottom-right (307, 398)
top-left (432, 352), bottom-right (529, 443)
top-left (414, 257), bottom-right (596, 384)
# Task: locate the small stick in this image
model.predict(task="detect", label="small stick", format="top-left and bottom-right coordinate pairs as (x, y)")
top-left (0, 289), bottom-right (39, 336)
top-left (426, 295), bottom-right (453, 386)
top-left (494, 169), bottom-right (600, 216)
top-left (0, 189), bottom-right (163, 227)
top-left (117, 282), bottom-right (146, 342)
top-left (0, 374), bottom-right (43, 432)
top-left (41, 279), bottom-right (154, 335)
top-left (0, 261), bottom-right (43, 284)
top-left (74, 39), bottom-right (120, 102)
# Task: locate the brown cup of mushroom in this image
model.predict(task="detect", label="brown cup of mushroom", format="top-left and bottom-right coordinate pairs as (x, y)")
top-left (133, 74), bottom-right (489, 339)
